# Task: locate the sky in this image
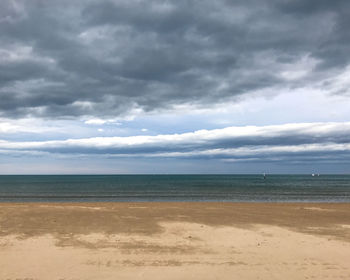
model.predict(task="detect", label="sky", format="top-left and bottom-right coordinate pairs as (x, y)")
top-left (1, 0), bottom-right (350, 174)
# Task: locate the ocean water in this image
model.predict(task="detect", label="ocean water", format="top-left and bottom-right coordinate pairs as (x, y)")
top-left (0, 175), bottom-right (349, 202)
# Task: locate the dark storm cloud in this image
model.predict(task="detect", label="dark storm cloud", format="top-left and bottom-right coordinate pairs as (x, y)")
top-left (0, 0), bottom-right (350, 118)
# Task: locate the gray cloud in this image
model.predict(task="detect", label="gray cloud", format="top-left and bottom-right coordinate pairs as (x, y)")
top-left (0, 0), bottom-right (350, 118)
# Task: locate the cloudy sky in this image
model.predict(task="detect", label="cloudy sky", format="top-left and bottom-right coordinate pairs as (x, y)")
top-left (1, 0), bottom-right (350, 174)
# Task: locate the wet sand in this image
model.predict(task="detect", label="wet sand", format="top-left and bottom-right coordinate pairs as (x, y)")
top-left (1, 202), bottom-right (350, 279)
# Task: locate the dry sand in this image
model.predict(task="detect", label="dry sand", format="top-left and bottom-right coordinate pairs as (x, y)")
top-left (0, 202), bottom-right (350, 279)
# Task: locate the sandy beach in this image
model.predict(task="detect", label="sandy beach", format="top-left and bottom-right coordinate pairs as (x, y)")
top-left (1, 202), bottom-right (350, 279)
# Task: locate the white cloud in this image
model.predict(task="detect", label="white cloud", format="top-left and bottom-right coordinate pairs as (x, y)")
top-left (0, 118), bottom-right (56, 134)
top-left (1, 122), bottom-right (350, 163)
top-left (85, 118), bottom-right (108, 125)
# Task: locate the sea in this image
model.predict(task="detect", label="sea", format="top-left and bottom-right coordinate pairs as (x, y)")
top-left (0, 174), bottom-right (349, 202)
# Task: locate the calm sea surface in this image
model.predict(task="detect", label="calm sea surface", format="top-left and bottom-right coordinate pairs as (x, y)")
top-left (0, 175), bottom-right (350, 202)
